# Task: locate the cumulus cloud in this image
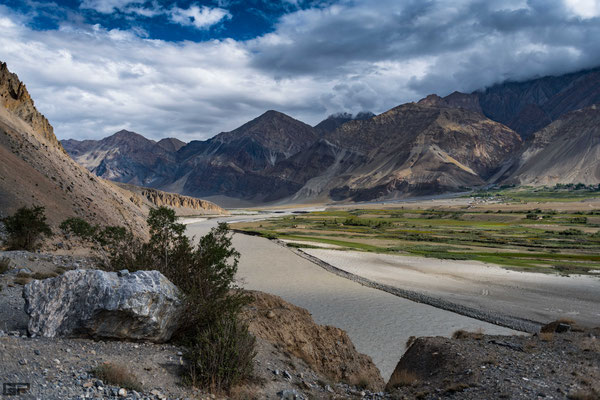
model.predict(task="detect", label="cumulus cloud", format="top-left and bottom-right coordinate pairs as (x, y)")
top-left (81, 0), bottom-right (231, 29)
top-left (169, 5), bottom-right (231, 29)
top-left (0, 0), bottom-right (599, 142)
top-left (80, 0), bottom-right (143, 14)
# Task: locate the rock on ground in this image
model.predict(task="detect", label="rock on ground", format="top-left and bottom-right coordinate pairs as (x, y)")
top-left (386, 326), bottom-right (600, 399)
top-left (23, 269), bottom-right (182, 342)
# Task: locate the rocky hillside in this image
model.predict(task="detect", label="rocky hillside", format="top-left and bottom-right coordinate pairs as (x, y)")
top-left (0, 61), bottom-right (224, 234)
top-left (62, 130), bottom-right (182, 188)
top-left (442, 67), bottom-right (600, 138)
top-left (279, 96), bottom-right (521, 202)
top-left (242, 291), bottom-right (384, 391)
top-left (0, 64), bottom-right (147, 231)
top-left (0, 62), bottom-right (59, 149)
top-left (499, 105), bottom-right (600, 186)
top-left (173, 110), bottom-right (319, 202)
top-left (314, 111), bottom-right (375, 134)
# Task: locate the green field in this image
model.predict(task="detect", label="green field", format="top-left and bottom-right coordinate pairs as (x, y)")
top-left (233, 205), bottom-right (600, 275)
top-left (469, 184), bottom-right (600, 203)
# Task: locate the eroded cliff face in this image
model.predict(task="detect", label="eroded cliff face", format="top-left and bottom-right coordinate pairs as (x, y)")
top-left (138, 188), bottom-right (226, 214)
top-left (0, 62), bottom-right (60, 150)
top-left (115, 182), bottom-right (227, 215)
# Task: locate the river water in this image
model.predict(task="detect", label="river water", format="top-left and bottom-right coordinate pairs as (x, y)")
top-left (186, 214), bottom-right (518, 380)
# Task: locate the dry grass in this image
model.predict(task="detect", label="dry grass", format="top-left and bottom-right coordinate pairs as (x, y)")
top-left (539, 332), bottom-right (554, 342)
top-left (90, 362), bottom-right (143, 392)
top-left (0, 257), bottom-right (10, 274)
top-left (444, 382), bottom-right (470, 394)
top-left (348, 373), bottom-right (373, 390)
top-left (388, 369), bottom-right (419, 388)
top-left (31, 272), bottom-right (58, 280)
top-left (13, 276), bottom-right (31, 285)
top-left (452, 328), bottom-right (484, 340)
top-left (541, 318), bottom-right (576, 333)
top-left (228, 385), bottom-right (261, 400)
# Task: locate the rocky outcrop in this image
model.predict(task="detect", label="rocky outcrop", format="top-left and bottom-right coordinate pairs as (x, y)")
top-left (114, 182), bottom-right (227, 215)
top-left (23, 269), bottom-right (182, 342)
top-left (242, 291), bottom-right (385, 390)
top-left (0, 62), bottom-right (59, 149)
top-left (386, 328), bottom-right (600, 399)
top-left (313, 111), bottom-right (375, 134)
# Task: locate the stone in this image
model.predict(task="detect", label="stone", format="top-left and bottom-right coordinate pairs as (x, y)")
top-left (23, 269), bottom-right (183, 342)
top-left (278, 389), bottom-right (303, 400)
top-left (118, 388), bottom-right (127, 397)
top-left (266, 310), bottom-right (276, 319)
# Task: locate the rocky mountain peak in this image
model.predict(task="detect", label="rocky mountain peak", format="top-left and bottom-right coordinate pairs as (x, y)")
top-left (0, 62), bottom-right (61, 150)
top-left (156, 137), bottom-right (186, 152)
top-left (215, 109), bottom-right (317, 152)
top-left (417, 94), bottom-right (445, 107)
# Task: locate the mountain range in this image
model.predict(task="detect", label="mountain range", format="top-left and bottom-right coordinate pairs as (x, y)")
top-left (62, 66), bottom-right (600, 206)
top-left (0, 61), bottom-right (225, 232)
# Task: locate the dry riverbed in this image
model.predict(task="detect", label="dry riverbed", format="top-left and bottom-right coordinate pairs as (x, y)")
top-left (301, 249), bottom-right (600, 328)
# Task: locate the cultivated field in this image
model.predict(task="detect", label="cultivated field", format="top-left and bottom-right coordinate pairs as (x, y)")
top-left (233, 186), bottom-right (600, 275)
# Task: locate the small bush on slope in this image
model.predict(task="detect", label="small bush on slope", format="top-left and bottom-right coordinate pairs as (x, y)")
top-left (2, 206), bottom-right (52, 250)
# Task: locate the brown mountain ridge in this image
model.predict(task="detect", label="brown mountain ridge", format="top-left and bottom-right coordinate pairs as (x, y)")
top-left (61, 66), bottom-right (600, 206)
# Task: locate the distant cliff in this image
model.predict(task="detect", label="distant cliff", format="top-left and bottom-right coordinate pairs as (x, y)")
top-left (115, 182), bottom-right (227, 215)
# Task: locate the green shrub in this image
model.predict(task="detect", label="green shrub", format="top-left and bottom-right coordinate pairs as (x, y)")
top-left (2, 206), bottom-right (52, 250)
top-left (59, 217), bottom-right (97, 241)
top-left (570, 216), bottom-right (588, 224)
top-left (186, 314), bottom-right (256, 392)
top-left (97, 206), bottom-right (255, 392)
top-left (560, 228), bottom-right (583, 236)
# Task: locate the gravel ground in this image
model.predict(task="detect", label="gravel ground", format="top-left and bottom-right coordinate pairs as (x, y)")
top-left (387, 329), bottom-right (600, 400)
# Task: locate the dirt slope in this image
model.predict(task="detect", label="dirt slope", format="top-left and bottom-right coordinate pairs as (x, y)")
top-left (503, 105), bottom-right (600, 185)
top-left (242, 291), bottom-right (385, 391)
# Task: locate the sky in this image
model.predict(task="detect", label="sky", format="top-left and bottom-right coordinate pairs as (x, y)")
top-left (1, 0), bottom-right (599, 141)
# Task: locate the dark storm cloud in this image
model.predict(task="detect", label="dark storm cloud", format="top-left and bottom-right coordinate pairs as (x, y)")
top-left (250, 0), bottom-right (600, 91)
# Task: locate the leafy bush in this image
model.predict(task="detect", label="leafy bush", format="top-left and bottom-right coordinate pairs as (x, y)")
top-left (2, 206), bottom-right (52, 250)
top-left (186, 314), bottom-right (256, 392)
top-left (94, 206), bottom-right (255, 392)
top-left (59, 217), bottom-right (97, 241)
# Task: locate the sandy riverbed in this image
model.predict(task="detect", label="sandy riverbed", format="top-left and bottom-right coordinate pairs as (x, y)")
top-left (302, 249), bottom-right (600, 328)
top-left (186, 219), bottom-right (518, 380)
